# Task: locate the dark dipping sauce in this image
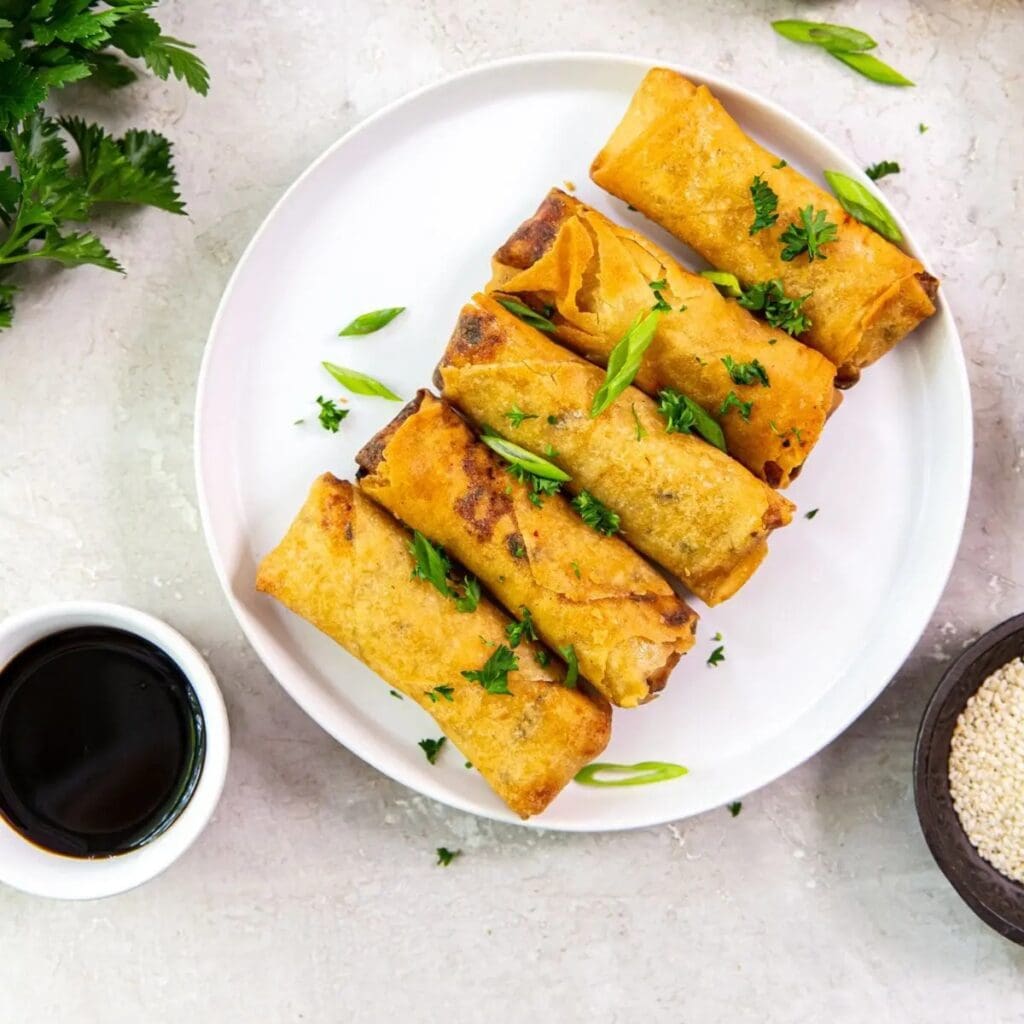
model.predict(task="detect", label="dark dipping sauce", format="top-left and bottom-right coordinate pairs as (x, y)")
top-left (0, 626), bottom-right (204, 858)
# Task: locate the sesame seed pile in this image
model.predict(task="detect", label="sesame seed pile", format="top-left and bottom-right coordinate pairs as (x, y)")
top-left (948, 656), bottom-right (1024, 885)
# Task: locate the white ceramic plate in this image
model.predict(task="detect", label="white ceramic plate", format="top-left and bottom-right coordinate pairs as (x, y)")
top-left (195, 54), bottom-right (971, 831)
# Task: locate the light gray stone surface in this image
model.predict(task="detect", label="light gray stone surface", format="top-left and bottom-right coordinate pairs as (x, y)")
top-left (1, 1), bottom-right (1023, 1020)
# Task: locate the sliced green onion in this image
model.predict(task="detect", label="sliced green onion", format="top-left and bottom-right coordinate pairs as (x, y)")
top-left (574, 761), bottom-right (689, 787)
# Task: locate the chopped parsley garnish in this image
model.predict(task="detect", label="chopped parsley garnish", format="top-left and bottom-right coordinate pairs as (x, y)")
top-left (748, 174), bottom-right (779, 235)
top-left (408, 531), bottom-right (453, 597)
top-left (738, 279), bottom-right (813, 337)
top-left (454, 575), bottom-right (481, 613)
top-left (418, 737), bottom-right (446, 764)
top-left (408, 531), bottom-right (478, 612)
top-left (559, 644), bottom-right (579, 689)
top-left (712, 632), bottom-right (723, 642)
top-left (918, 122), bottom-right (929, 134)
top-left (534, 649), bottom-right (550, 667)
top-left (772, 159), bottom-right (788, 169)
top-left (547, 414), bottom-right (560, 425)
top-left (590, 309), bottom-right (663, 417)
top-left (505, 405), bottom-right (538, 428)
top-left (505, 607), bottom-right (537, 648)
top-left (780, 206), bottom-right (838, 262)
top-left (570, 491), bottom-right (621, 536)
top-left (497, 296), bottom-right (556, 333)
top-left (464, 761), bottom-right (473, 769)
top-left (571, 561), bottom-right (581, 578)
top-left (511, 542), bottom-right (526, 559)
top-left (722, 356), bottom-right (770, 388)
top-left (649, 279), bottom-right (672, 312)
top-left (508, 466), bottom-right (563, 507)
top-left (865, 160), bottom-right (900, 181)
top-left (707, 645), bottom-right (725, 667)
top-left (728, 801), bottom-right (743, 817)
top-left (631, 403), bottom-right (647, 441)
top-left (720, 391), bottom-right (753, 421)
top-left (461, 644), bottom-right (518, 695)
top-left (436, 847), bottom-right (461, 866)
top-left (657, 389), bottom-right (727, 451)
top-left (425, 685), bottom-right (455, 703)
top-left (805, 508), bottom-right (819, 519)
top-left (315, 395), bottom-right (348, 432)
top-left (389, 690), bottom-right (403, 700)
top-left (338, 306), bottom-right (404, 336)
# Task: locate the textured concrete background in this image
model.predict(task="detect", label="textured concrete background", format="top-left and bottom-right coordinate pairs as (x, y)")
top-left (1, 1), bottom-right (1023, 1020)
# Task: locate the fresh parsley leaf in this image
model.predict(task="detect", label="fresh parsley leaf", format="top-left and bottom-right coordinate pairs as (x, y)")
top-left (570, 491), bottom-right (621, 536)
top-left (824, 170), bottom-right (903, 244)
top-left (408, 531), bottom-right (453, 598)
top-left (707, 645), bottom-right (725, 667)
top-left (108, 13), bottom-right (210, 95)
top-left (657, 389), bottom-right (727, 451)
top-left (590, 309), bottom-right (663, 417)
top-left (805, 508), bottom-right (819, 519)
top-left (497, 295), bottom-right (556, 333)
top-left (865, 160), bottom-right (900, 182)
top-left (461, 644), bottom-right (518, 696)
top-left (322, 361), bottom-right (401, 400)
top-left (722, 356), bottom-right (770, 388)
top-left (720, 391), bottom-right (753, 421)
top-left (748, 174), bottom-right (779, 235)
top-left (779, 206), bottom-right (838, 262)
top-left (771, 20), bottom-right (877, 51)
top-left (701, 270), bottom-right (743, 297)
top-left (546, 414), bottom-right (560, 425)
top-left (559, 645), bottom-right (579, 689)
top-left (505, 405), bottom-right (538, 428)
top-left (727, 801), bottom-right (743, 817)
top-left (505, 607), bottom-right (537, 648)
top-left (389, 690), bottom-right (403, 700)
top-left (453, 575), bottom-right (480, 613)
top-left (631, 403), bottom-right (647, 441)
top-left (738, 279), bottom-right (813, 337)
top-left (918, 123), bottom-right (929, 134)
top-left (425, 685), bottom-right (455, 703)
top-left (418, 737), bottom-right (446, 764)
top-left (829, 50), bottom-right (914, 87)
top-left (436, 846), bottom-right (461, 866)
top-left (534, 649), bottom-right (550, 667)
top-left (338, 306), bottom-right (405, 336)
top-left (315, 395), bottom-right (348, 432)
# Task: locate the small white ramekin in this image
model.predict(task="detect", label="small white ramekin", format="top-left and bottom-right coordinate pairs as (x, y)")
top-left (0, 602), bottom-right (229, 900)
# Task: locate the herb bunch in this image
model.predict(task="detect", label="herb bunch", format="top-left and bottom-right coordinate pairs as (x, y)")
top-left (0, 1), bottom-right (208, 328)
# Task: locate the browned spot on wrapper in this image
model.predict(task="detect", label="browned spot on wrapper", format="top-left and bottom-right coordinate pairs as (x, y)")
top-left (493, 190), bottom-right (572, 270)
top-left (355, 392), bottom-right (426, 476)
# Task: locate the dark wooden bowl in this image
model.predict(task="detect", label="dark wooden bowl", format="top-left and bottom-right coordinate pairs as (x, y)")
top-left (914, 613), bottom-right (1024, 945)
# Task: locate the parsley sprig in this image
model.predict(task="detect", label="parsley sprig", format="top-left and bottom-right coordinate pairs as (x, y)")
top-left (462, 644), bottom-right (518, 696)
top-left (0, 3), bottom-right (207, 327)
top-left (505, 606), bottom-right (537, 648)
top-left (748, 175), bottom-right (779, 235)
top-left (315, 396), bottom-right (348, 432)
top-left (720, 391), bottom-right (753, 421)
top-left (570, 491), bottom-right (621, 536)
top-left (779, 206), bottom-right (838, 262)
top-left (722, 356), bottom-right (770, 388)
top-left (865, 160), bottom-right (900, 182)
top-left (657, 389), bottom-right (726, 451)
top-left (504, 405), bottom-right (538, 428)
top-left (738, 279), bottom-right (813, 337)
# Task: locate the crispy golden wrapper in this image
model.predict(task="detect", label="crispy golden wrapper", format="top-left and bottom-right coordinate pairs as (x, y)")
top-left (356, 392), bottom-right (697, 708)
top-left (437, 295), bottom-right (793, 606)
top-left (488, 189), bottom-right (838, 486)
top-left (590, 68), bottom-right (938, 384)
top-left (256, 474), bottom-right (610, 819)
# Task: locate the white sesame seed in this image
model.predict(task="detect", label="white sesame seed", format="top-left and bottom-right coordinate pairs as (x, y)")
top-left (948, 656), bottom-right (1024, 884)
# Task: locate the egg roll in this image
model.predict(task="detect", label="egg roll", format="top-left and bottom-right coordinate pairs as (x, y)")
top-left (590, 68), bottom-right (938, 384)
top-left (355, 391), bottom-right (697, 708)
top-left (256, 474), bottom-right (610, 819)
top-left (488, 189), bottom-right (838, 487)
top-left (437, 295), bottom-right (793, 606)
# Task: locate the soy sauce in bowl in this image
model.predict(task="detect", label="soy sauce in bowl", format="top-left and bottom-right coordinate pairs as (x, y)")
top-left (0, 626), bottom-right (205, 858)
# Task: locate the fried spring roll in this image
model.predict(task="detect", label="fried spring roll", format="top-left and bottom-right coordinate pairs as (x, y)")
top-left (437, 295), bottom-right (794, 606)
top-left (488, 189), bottom-right (838, 487)
top-left (355, 392), bottom-right (697, 708)
top-left (590, 68), bottom-right (938, 384)
top-left (256, 474), bottom-right (610, 819)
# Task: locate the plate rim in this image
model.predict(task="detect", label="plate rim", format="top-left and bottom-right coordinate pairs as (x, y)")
top-left (194, 51), bottom-right (973, 832)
